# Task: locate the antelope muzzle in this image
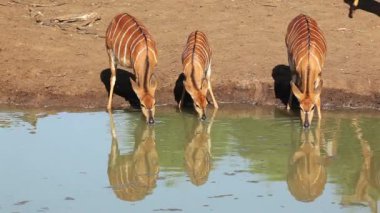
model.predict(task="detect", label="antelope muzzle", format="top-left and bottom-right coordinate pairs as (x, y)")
top-left (303, 112), bottom-right (310, 128)
top-left (148, 110), bottom-right (155, 124)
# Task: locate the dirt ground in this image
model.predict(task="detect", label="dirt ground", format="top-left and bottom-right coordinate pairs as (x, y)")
top-left (0, 0), bottom-right (379, 110)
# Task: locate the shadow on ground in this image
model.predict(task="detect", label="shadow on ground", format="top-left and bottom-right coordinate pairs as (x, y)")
top-left (272, 64), bottom-right (300, 109)
top-left (344, 0), bottom-right (380, 18)
top-left (272, 64), bottom-right (291, 105)
top-left (173, 73), bottom-right (194, 108)
top-left (100, 68), bottom-right (140, 109)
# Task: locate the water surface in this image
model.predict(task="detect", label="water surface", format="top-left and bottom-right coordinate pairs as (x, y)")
top-left (0, 106), bottom-right (379, 213)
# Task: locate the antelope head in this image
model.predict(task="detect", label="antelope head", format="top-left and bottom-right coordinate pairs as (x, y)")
top-left (291, 80), bottom-right (323, 128)
top-left (184, 79), bottom-right (208, 120)
top-left (131, 76), bottom-right (158, 124)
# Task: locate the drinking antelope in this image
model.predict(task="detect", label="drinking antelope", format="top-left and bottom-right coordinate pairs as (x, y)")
top-left (179, 31), bottom-right (218, 120)
top-left (105, 13), bottom-right (158, 124)
top-left (286, 14), bottom-right (327, 128)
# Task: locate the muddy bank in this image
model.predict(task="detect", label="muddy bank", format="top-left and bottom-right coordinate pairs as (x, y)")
top-left (1, 82), bottom-right (379, 110)
top-left (0, 0), bottom-right (379, 110)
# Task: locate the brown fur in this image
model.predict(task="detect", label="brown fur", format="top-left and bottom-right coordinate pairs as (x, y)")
top-left (286, 14), bottom-right (326, 127)
top-left (105, 13), bottom-right (158, 123)
top-left (179, 31), bottom-right (218, 119)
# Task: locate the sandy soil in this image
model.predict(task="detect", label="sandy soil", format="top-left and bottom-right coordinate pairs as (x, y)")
top-left (0, 0), bottom-right (379, 109)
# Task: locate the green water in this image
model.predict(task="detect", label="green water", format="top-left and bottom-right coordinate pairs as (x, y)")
top-left (0, 106), bottom-right (379, 213)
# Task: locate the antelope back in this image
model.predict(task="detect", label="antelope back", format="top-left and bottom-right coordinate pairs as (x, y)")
top-left (106, 13), bottom-right (158, 73)
top-left (106, 13), bottom-right (158, 122)
top-left (286, 14), bottom-right (327, 80)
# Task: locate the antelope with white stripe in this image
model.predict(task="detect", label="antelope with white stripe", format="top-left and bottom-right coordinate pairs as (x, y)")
top-left (105, 13), bottom-right (158, 124)
top-left (286, 14), bottom-right (327, 128)
top-left (179, 31), bottom-right (218, 120)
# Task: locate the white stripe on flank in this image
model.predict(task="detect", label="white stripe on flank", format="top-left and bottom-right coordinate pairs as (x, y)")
top-left (110, 14), bottom-right (128, 41)
top-left (310, 52), bottom-right (321, 71)
top-left (130, 35), bottom-right (145, 55)
top-left (123, 27), bottom-right (139, 65)
top-left (311, 43), bottom-right (324, 59)
top-left (115, 20), bottom-right (135, 60)
top-left (183, 62), bottom-right (192, 70)
top-left (288, 17), bottom-right (304, 36)
top-left (287, 17), bottom-right (306, 44)
top-left (148, 47), bottom-right (158, 63)
top-left (114, 19), bottom-right (133, 58)
top-left (289, 29), bottom-right (308, 46)
top-left (134, 48), bottom-right (146, 64)
top-left (116, 22), bottom-right (136, 61)
top-left (296, 54), bottom-right (307, 71)
top-left (197, 45), bottom-right (210, 64)
top-left (289, 27), bottom-right (307, 46)
top-left (196, 36), bottom-right (207, 46)
top-left (193, 60), bottom-right (204, 71)
top-left (290, 35), bottom-right (307, 53)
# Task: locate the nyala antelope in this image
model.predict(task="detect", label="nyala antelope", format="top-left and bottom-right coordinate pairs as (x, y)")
top-left (286, 14), bottom-right (327, 128)
top-left (179, 31), bottom-right (218, 120)
top-left (105, 13), bottom-right (158, 124)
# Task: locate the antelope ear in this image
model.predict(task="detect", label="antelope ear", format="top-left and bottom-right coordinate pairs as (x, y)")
top-left (315, 79), bottom-right (323, 95)
top-left (313, 80), bottom-right (323, 102)
top-left (149, 75), bottom-right (158, 92)
top-left (290, 82), bottom-right (304, 100)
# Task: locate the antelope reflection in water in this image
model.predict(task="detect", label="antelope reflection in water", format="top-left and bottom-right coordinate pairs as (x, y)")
top-left (184, 110), bottom-right (217, 186)
top-left (287, 122), bottom-right (336, 202)
top-left (0, 110), bottom-right (55, 132)
top-left (341, 119), bottom-right (380, 213)
top-left (107, 112), bottom-right (159, 201)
